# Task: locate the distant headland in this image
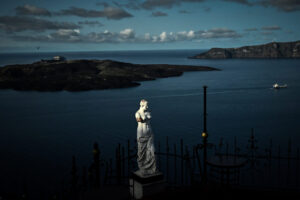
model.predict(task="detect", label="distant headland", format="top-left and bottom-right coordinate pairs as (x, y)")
top-left (0, 59), bottom-right (218, 91)
top-left (190, 41), bottom-right (300, 59)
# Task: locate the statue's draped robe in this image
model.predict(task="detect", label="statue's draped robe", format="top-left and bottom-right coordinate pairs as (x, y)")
top-left (135, 110), bottom-right (157, 175)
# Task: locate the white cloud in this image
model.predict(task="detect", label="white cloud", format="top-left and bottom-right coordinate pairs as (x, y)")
top-left (12, 27), bottom-right (242, 43)
top-left (187, 30), bottom-right (195, 39)
top-left (56, 29), bottom-right (80, 35)
top-left (120, 28), bottom-right (135, 39)
top-left (159, 32), bottom-right (168, 42)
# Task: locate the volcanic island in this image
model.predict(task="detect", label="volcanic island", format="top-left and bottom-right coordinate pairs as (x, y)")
top-left (0, 59), bottom-right (218, 91)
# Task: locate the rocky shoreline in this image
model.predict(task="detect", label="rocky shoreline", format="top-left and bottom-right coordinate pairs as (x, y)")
top-left (190, 41), bottom-right (300, 59)
top-left (0, 59), bottom-right (218, 91)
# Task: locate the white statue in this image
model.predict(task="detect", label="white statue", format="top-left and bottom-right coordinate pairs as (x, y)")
top-left (135, 99), bottom-right (157, 176)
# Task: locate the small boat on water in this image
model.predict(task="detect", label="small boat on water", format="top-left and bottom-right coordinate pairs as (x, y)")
top-left (273, 83), bottom-right (287, 89)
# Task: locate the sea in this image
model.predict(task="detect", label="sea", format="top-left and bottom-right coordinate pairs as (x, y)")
top-left (0, 50), bottom-right (300, 197)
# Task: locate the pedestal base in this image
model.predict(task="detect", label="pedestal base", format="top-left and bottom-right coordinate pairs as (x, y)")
top-left (129, 171), bottom-right (166, 199)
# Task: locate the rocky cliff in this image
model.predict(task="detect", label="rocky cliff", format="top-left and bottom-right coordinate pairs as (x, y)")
top-left (191, 41), bottom-right (300, 59)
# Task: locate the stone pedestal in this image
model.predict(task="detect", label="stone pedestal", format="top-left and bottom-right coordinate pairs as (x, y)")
top-left (129, 171), bottom-right (166, 199)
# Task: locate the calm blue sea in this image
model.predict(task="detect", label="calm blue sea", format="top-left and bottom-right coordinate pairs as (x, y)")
top-left (0, 50), bottom-right (300, 196)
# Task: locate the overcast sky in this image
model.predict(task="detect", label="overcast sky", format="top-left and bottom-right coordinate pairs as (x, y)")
top-left (0, 0), bottom-right (299, 52)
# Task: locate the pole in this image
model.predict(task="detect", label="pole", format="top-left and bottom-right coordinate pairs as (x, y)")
top-left (203, 86), bottom-right (207, 134)
top-left (202, 85), bottom-right (208, 184)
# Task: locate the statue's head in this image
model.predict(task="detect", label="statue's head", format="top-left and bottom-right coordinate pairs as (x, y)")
top-left (139, 99), bottom-right (148, 111)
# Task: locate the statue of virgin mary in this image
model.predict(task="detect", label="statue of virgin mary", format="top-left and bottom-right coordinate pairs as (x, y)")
top-left (135, 99), bottom-right (157, 176)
